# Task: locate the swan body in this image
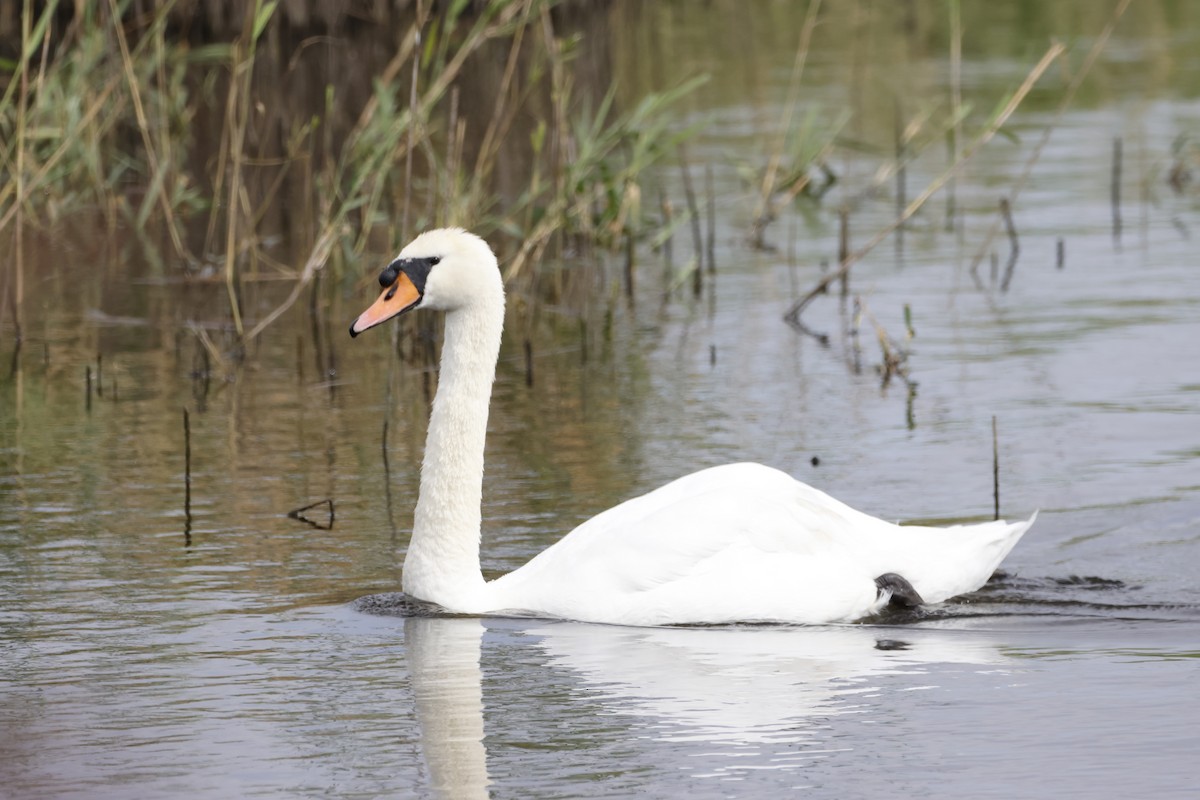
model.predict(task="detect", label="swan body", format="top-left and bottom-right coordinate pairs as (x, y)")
top-left (351, 228), bottom-right (1034, 626)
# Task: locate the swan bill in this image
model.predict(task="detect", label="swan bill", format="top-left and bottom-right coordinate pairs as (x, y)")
top-left (350, 271), bottom-right (422, 337)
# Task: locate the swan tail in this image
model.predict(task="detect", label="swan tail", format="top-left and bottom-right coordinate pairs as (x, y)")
top-left (885, 511), bottom-right (1037, 605)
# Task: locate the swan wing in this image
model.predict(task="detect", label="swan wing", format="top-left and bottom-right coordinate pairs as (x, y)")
top-left (489, 464), bottom-right (889, 624)
top-left (487, 463), bottom-right (1034, 625)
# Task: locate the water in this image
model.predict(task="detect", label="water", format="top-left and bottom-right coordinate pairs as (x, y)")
top-left (3, 2), bottom-right (1200, 797)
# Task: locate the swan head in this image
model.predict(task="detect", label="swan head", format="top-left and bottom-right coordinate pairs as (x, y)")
top-left (349, 227), bottom-right (502, 337)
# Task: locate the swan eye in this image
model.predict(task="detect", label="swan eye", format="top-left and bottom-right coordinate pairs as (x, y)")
top-left (429, 256), bottom-right (441, 266)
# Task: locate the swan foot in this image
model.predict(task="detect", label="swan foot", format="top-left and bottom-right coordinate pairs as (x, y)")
top-left (874, 573), bottom-right (924, 608)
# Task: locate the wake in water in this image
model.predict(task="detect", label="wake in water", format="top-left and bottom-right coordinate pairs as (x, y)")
top-left (354, 571), bottom-right (1198, 626)
top-left (866, 571), bottom-right (1200, 625)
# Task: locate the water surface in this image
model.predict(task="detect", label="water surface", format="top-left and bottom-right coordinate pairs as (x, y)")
top-left (3, 2), bottom-right (1200, 797)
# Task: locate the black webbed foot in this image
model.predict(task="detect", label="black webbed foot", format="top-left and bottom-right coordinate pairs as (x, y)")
top-left (874, 573), bottom-right (925, 608)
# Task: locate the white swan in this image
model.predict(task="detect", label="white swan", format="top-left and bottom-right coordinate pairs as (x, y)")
top-left (350, 228), bottom-right (1035, 626)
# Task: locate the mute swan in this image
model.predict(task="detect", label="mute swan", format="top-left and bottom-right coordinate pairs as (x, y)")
top-left (350, 228), bottom-right (1034, 626)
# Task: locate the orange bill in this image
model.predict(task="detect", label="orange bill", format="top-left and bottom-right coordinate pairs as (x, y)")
top-left (349, 271), bottom-right (421, 337)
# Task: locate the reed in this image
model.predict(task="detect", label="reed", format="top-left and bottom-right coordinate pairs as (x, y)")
top-left (183, 407), bottom-right (192, 532)
top-left (0, 2), bottom-right (208, 237)
top-left (999, 197), bottom-right (1019, 292)
top-left (992, 416), bottom-right (1000, 521)
top-left (893, 98), bottom-right (906, 255)
top-left (679, 151), bottom-right (703, 298)
top-left (704, 165), bottom-right (716, 274)
top-left (945, 0), bottom-right (963, 234)
top-left (1111, 136), bottom-right (1123, 245)
top-left (2, 0), bottom-right (705, 353)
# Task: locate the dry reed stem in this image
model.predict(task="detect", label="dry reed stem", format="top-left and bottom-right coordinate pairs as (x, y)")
top-left (107, 0), bottom-right (188, 260)
top-left (188, 324), bottom-right (227, 374)
top-left (472, 0), bottom-right (536, 186)
top-left (660, 190), bottom-right (674, 273)
top-left (992, 415), bottom-right (1000, 520)
top-left (219, 2), bottom-right (272, 338)
top-left (894, 98), bottom-right (905, 252)
top-left (401, 7), bottom-right (425, 242)
top-left (705, 165), bottom-right (716, 273)
top-left (679, 149), bottom-right (703, 297)
top-left (503, 8), bottom-right (572, 281)
top-left (244, 224), bottom-right (340, 342)
top-left (183, 407), bottom-right (192, 529)
top-left (999, 197), bottom-right (1019, 291)
top-left (946, 0), bottom-right (963, 232)
top-left (1111, 136), bottom-right (1123, 244)
top-left (11, 0), bottom-right (30, 345)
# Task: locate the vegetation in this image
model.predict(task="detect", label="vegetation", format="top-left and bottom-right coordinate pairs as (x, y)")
top-left (0, 0), bottom-right (1147, 388)
top-left (0, 0), bottom-right (704, 357)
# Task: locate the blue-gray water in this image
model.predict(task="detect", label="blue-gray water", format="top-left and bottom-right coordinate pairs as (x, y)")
top-left (3, 2), bottom-right (1200, 797)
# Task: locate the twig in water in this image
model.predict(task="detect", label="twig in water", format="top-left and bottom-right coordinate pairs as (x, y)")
top-left (992, 415), bottom-right (1000, 521)
top-left (523, 338), bottom-right (534, 387)
top-left (1056, 237), bottom-right (1065, 269)
top-left (895, 98), bottom-right (906, 255)
top-left (838, 208), bottom-right (850, 300)
top-left (679, 151), bottom-right (704, 298)
top-left (659, 190), bottom-right (674, 274)
top-left (85, 366), bottom-right (92, 412)
top-left (705, 165), bottom-right (716, 274)
top-left (381, 419), bottom-right (396, 541)
top-left (849, 297), bottom-right (863, 374)
top-left (287, 499), bottom-right (335, 531)
top-left (1111, 136), bottom-right (1123, 246)
top-left (623, 231), bottom-right (636, 305)
top-left (782, 287), bottom-right (830, 346)
top-left (946, 0), bottom-right (963, 233)
top-left (861, 302), bottom-right (915, 391)
top-left (183, 407), bottom-right (192, 541)
top-left (999, 197), bottom-right (1019, 292)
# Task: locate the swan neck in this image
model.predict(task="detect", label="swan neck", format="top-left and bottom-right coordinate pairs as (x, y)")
top-left (402, 296), bottom-right (503, 609)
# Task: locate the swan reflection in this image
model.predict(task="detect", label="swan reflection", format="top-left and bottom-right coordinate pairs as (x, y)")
top-left (406, 617), bottom-right (490, 800)
top-left (524, 622), bottom-right (1007, 743)
top-left (404, 615), bottom-right (1011, 793)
